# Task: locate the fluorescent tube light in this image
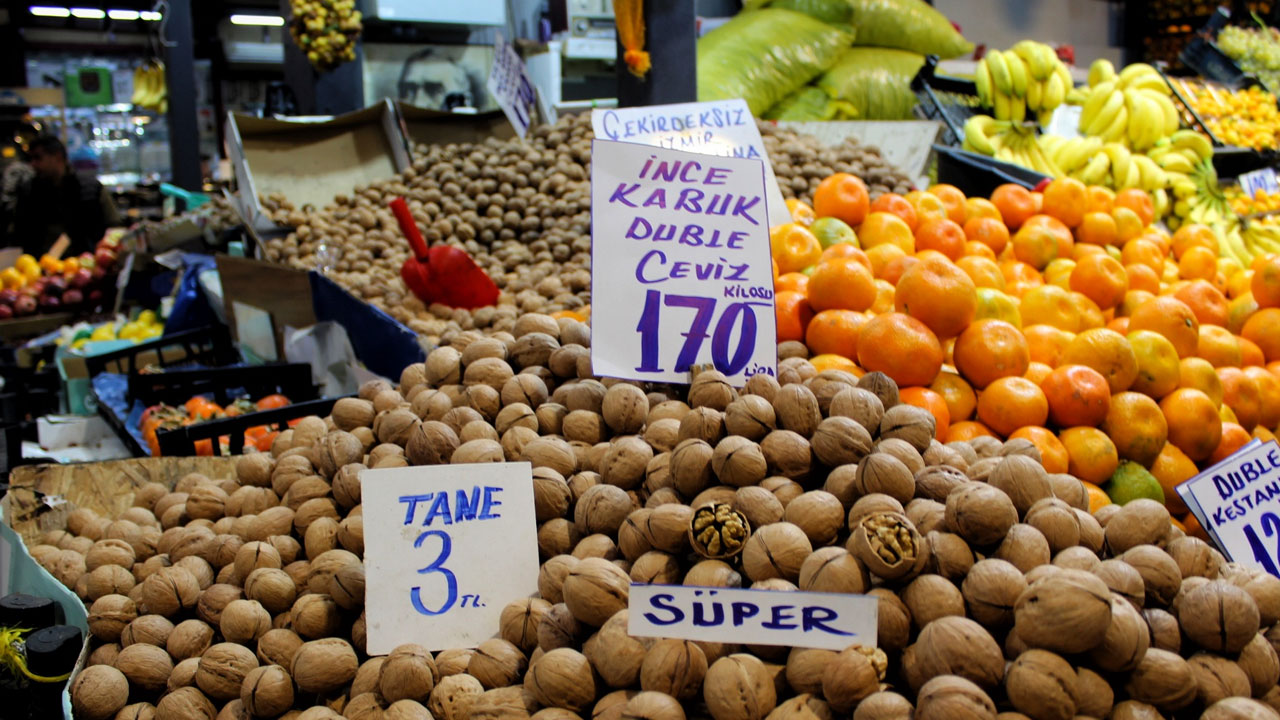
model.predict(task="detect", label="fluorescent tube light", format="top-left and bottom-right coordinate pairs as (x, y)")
top-left (230, 13), bottom-right (284, 26)
top-left (108, 9), bottom-right (139, 20)
top-left (30, 6), bottom-right (71, 17)
top-left (140, 10), bottom-right (160, 20)
top-left (70, 8), bottom-right (106, 18)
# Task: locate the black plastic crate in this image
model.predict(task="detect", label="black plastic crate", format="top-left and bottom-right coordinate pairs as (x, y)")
top-left (934, 145), bottom-right (1050, 198)
top-left (83, 325), bottom-right (238, 379)
top-left (155, 395), bottom-right (346, 457)
top-left (912, 55), bottom-right (984, 148)
top-left (1178, 6), bottom-right (1269, 90)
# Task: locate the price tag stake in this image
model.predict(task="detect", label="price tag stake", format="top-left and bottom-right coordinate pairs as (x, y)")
top-left (361, 462), bottom-right (540, 652)
top-left (589, 140), bottom-right (778, 386)
top-left (1177, 440), bottom-right (1280, 577)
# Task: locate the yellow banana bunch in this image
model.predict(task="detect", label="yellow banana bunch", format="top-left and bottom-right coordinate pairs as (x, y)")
top-left (1077, 61), bottom-right (1180, 151)
top-left (977, 41), bottom-right (1071, 127)
top-left (130, 61), bottom-right (167, 113)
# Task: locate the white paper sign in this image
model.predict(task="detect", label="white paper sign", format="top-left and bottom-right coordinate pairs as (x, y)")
top-left (592, 100), bottom-right (791, 227)
top-left (1177, 440), bottom-right (1280, 576)
top-left (487, 32), bottom-right (537, 139)
top-left (590, 139), bottom-right (778, 386)
top-left (362, 462), bottom-right (540, 653)
top-left (628, 584), bottom-right (878, 650)
top-left (1241, 168), bottom-right (1280, 199)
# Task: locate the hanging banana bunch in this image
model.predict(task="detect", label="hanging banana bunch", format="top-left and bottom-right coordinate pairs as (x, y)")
top-left (130, 60), bottom-right (168, 114)
top-left (614, 0), bottom-right (651, 78)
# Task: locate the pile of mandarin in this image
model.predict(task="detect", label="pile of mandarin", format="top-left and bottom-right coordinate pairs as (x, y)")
top-left (771, 173), bottom-right (1280, 533)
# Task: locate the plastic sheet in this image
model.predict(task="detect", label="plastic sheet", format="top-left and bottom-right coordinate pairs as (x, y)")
top-left (698, 9), bottom-right (854, 116)
top-left (816, 47), bottom-right (926, 120)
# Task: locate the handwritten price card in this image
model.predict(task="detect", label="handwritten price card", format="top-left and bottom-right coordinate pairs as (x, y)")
top-left (487, 32), bottom-right (537, 138)
top-left (592, 99), bottom-right (791, 227)
top-left (590, 139), bottom-right (778, 386)
top-left (362, 462), bottom-right (539, 653)
top-left (629, 585), bottom-right (878, 650)
top-left (1177, 440), bottom-right (1280, 577)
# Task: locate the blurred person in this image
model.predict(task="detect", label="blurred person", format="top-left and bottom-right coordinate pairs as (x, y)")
top-left (9, 135), bottom-right (120, 256)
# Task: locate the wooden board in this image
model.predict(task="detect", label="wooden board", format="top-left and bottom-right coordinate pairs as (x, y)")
top-left (3, 457), bottom-right (239, 546)
top-left (776, 120), bottom-right (943, 188)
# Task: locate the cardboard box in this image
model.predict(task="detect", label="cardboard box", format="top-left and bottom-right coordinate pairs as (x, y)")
top-left (226, 100), bottom-right (411, 232)
top-left (215, 256), bottom-right (317, 361)
top-left (395, 102), bottom-right (516, 148)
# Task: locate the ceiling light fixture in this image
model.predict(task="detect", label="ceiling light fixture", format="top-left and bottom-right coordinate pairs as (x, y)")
top-left (70, 7), bottom-right (106, 18)
top-left (29, 6), bottom-right (71, 17)
top-left (107, 9), bottom-right (139, 20)
top-left (140, 10), bottom-right (160, 20)
top-left (229, 13), bottom-right (284, 26)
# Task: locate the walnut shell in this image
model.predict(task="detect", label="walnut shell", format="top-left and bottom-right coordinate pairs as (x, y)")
top-left (115, 642), bottom-right (173, 693)
top-left (1189, 653), bottom-right (1252, 707)
top-left (195, 643), bottom-right (258, 700)
top-left (241, 665), bottom-right (294, 717)
top-left (961, 558), bottom-right (1026, 630)
top-left (986, 455), bottom-right (1053, 516)
top-left (429, 673), bottom-right (485, 720)
top-left (854, 453), bottom-right (915, 504)
top-left (1239, 632), bottom-right (1280, 698)
top-left (380, 644), bottom-right (437, 703)
top-left (914, 675), bottom-right (996, 720)
top-left (723, 395), bottom-right (777, 442)
top-left (220, 599), bottom-right (271, 645)
top-left (584, 610), bottom-right (648, 689)
top-left (563, 557), bottom-right (630, 626)
top-left (155, 686), bottom-right (215, 720)
top-left (1180, 580), bottom-right (1261, 653)
top-left (468, 638), bottom-right (528, 689)
top-left (1014, 569), bottom-right (1112, 654)
top-left (1124, 648), bottom-right (1196, 712)
top-left (1104, 499), bottom-right (1172, 554)
top-left (291, 638), bottom-right (358, 694)
top-left (945, 483), bottom-right (1016, 547)
top-left (1003, 650), bottom-right (1077, 720)
top-left (1088, 593), bottom-right (1150, 672)
top-left (524, 647), bottom-right (596, 712)
top-left (703, 653), bottom-right (776, 720)
top-left (641, 639), bottom-right (707, 701)
top-left (904, 616), bottom-right (1004, 692)
top-left (798, 547), bottom-right (869, 594)
top-left (741, 522), bottom-right (812, 582)
top-left (848, 512), bottom-right (926, 581)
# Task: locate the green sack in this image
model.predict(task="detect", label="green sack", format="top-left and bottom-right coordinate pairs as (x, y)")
top-left (847, 0), bottom-right (973, 59)
top-left (764, 87), bottom-right (859, 121)
top-left (766, 0), bottom-right (853, 25)
top-left (698, 9), bottom-right (855, 116)
top-left (816, 47), bottom-right (925, 120)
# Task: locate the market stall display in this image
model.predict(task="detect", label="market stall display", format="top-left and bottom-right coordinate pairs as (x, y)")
top-left (256, 115), bottom-right (914, 347)
top-left (1218, 23), bottom-right (1280, 92)
top-left (1167, 77), bottom-right (1280, 150)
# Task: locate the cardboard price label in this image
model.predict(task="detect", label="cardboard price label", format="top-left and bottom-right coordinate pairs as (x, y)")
top-left (487, 33), bottom-right (537, 139)
top-left (590, 139), bottom-right (778, 386)
top-left (1241, 168), bottom-right (1280, 199)
top-left (592, 99), bottom-right (791, 227)
top-left (1177, 439), bottom-right (1280, 576)
top-left (629, 584), bottom-right (878, 650)
top-left (361, 462), bottom-right (539, 653)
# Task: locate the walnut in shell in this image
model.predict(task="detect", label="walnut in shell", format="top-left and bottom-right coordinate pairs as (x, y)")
top-left (704, 653), bottom-right (777, 720)
top-left (848, 512), bottom-right (926, 581)
top-left (741, 522), bottom-right (812, 583)
top-left (1003, 649), bottom-right (1077, 720)
top-left (1180, 580), bottom-right (1261, 653)
top-left (914, 675), bottom-right (996, 720)
top-left (241, 665), bottom-right (294, 717)
top-left (524, 647), bottom-right (596, 711)
top-left (1014, 569), bottom-right (1113, 654)
top-left (291, 637), bottom-right (358, 694)
top-left (195, 642), bottom-right (258, 700)
top-left (640, 639), bottom-right (707, 701)
top-left (379, 644), bottom-right (437, 703)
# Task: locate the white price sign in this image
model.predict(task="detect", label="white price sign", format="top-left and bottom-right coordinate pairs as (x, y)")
top-left (362, 462), bottom-right (539, 653)
top-left (1240, 168), bottom-right (1280, 199)
top-left (590, 139), bottom-right (778, 386)
top-left (487, 32), bottom-right (537, 139)
top-left (592, 99), bottom-right (792, 227)
top-left (629, 585), bottom-right (878, 650)
top-left (1177, 440), bottom-right (1280, 576)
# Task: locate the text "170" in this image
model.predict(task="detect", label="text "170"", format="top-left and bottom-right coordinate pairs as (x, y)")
top-left (636, 290), bottom-right (770, 376)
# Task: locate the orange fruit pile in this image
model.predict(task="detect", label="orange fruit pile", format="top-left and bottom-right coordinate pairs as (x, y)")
top-left (775, 174), bottom-right (1280, 535)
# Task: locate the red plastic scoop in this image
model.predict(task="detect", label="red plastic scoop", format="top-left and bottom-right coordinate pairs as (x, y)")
top-left (389, 197), bottom-right (499, 309)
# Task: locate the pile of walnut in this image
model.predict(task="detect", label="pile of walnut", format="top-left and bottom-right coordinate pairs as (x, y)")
top-left (37, 313), bottom-right (1280, 719)
top-left (257, 115), bottom-right (911, 348)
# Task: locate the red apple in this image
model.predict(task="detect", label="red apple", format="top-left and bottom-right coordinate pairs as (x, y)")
top-left (95, 248), bottom-right (117, 268)
top-left (39, 295), bottom-right (60, 310)
top-left (62, 289), bottom-right (83, 305)
top-left (14, 296), bottom-right (36, 316)
top-left (45, 275), bottom-right (67, 293)
top-left (0, 304), bottom-right (14, 320)
top-left (0, 289), bottom-right (19, 305)
top-left (70, 268), bottom-right (92, 288)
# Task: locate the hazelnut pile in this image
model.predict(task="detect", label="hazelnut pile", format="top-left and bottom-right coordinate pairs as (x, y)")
top-left (258, 115), bottom-right (911, 347)
top-left (40, 329), bottom-right (1280, 719)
